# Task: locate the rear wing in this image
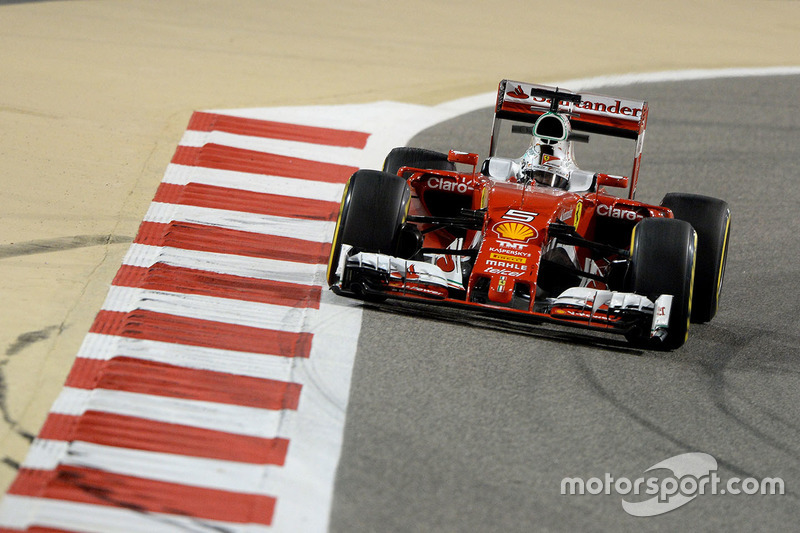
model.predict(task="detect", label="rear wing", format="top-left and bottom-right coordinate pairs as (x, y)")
top-left (490, 80), bottom-right (649, 199)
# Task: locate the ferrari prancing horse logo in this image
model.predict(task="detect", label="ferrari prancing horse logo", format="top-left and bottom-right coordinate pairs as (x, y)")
top-left (573, 200), bottom-right (583, 229)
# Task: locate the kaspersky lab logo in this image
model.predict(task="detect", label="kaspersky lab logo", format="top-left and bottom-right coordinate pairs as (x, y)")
top-left (561, 452), bottom-right (784, 517)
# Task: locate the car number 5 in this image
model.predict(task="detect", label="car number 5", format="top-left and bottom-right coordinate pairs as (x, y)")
top-left (503, 209), bottom-right (538, 223)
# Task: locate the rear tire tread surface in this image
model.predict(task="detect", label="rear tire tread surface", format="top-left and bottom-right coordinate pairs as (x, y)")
top-left (661, 192), bottom-right (731, 323)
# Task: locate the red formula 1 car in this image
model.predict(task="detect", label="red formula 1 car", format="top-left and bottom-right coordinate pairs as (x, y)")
top-left (327, 81), bottom-right (731, 349)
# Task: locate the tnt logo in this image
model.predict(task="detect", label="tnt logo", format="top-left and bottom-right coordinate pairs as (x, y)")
top-left (497, 239), bottom-right (526, 250)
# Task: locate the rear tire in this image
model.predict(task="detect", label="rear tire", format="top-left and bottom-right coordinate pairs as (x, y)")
top-left (382, 147), bottom-right (455, 177)
top-left (327, 170), bottom-right (410, 287)
top-left (661, 193), bottom-right (731, 323)
top-left (626, 218), bottom-right (697, 350)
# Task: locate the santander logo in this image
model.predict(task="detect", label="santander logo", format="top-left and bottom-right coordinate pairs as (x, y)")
top-left (508, 84), bottom-right (528, 99)
top-left (505, 84), bottom-right (643, 119)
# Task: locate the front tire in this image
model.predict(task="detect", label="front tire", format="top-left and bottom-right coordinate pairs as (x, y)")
top-left (661, 193), bottom-right (731, 323)
top-left (627, 218), bottom-right (697, 350)
top-left (327, 169), bottom-right (411, 287)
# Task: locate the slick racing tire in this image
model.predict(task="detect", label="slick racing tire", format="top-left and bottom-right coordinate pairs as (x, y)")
top-left (626, 218), bottom-right (697, 350)
top-left (661, 193), bottom-right (731, 323)
top-left (382, 147), bottom-right (455, 177)
top-left (326, 169), bottom-right (411, 287)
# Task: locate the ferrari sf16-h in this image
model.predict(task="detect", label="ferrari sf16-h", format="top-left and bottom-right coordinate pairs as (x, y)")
top-left (328, 81), bottom-right (731, 349)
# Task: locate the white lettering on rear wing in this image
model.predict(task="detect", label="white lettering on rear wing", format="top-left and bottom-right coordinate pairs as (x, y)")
top-left (496, 80), bottom-right (647, 139)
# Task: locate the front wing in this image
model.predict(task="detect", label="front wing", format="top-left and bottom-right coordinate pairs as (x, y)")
top-left (333, 249), bottom-right (673, 341)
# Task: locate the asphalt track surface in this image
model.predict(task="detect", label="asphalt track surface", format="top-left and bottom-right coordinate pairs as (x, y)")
top-left (328, 75), bottom-right (800, 531)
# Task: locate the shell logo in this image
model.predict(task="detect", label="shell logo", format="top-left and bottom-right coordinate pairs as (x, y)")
top-left (494, 221), bottom-right (537, 242)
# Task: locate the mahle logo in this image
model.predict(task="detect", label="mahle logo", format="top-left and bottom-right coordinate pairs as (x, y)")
top-left (561, 452), bottom-right (785, 517)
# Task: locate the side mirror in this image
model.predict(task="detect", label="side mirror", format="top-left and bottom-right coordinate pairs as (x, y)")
top-left (595, 173), bottom-right (629, 188)
top-left (448, 150), bottom-right (480, 168)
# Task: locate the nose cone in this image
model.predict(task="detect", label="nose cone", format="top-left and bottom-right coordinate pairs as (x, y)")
top-left (488, 275), bottom-right (514, 304)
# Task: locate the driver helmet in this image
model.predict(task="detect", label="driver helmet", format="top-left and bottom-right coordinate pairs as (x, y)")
top-left (520, 113), bottom-right (576, 188)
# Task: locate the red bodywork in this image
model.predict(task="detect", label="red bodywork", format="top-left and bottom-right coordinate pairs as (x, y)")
top-left (402, 158), bottom-right (671, 325)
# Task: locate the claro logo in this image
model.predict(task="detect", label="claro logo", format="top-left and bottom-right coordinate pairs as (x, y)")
top-left (427, 177), bottom-right (469, 194)
top-left (596, 203), bottom-right (643, 221)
